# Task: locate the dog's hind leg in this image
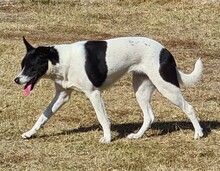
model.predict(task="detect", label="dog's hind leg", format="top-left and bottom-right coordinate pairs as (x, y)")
top-left (127, 73), bottom-right (156, 139)
top-left (21, 83), bottom-right (71, 138)
top-left (153, 79), bottom-right (203, 139)
top-left (86, 90), bottom-right (111, 143)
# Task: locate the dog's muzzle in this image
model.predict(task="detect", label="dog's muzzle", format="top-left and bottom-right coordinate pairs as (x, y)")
top-left (14, 75), bottom-right (31, 85)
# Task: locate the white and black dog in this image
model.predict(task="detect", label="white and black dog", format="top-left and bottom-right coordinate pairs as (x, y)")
top-left (15, 37), bottom-right (204, 143)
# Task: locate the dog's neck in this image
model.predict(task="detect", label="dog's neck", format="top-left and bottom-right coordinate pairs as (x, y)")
top-left (47, 61), bottom-right (55, 75)
top-left (46, 60), bottom-right (65, 80)
top-left (46, 60), bottom-right (59, 79)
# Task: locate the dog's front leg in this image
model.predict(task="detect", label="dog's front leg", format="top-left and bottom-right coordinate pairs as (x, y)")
top-left (87, 90), bottom-right (111, 143)
top-left (22, 84), bottom-right (71, 139)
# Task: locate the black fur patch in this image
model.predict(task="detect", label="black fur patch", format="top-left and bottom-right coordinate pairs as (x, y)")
top-left (22, 46), bottom-right (59, 76)
top-left (159, 48), bottom-right (179, 87)
top-left (84, 41), bottom-right (108, 87)
top-left (21, 46), bottom-right (59, 89)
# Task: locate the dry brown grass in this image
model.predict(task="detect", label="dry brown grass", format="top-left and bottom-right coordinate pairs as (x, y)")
top-left (0, 0), bottom-right (219, 170)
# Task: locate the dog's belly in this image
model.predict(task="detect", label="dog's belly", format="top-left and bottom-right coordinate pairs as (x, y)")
top-left (100, 69), bottom-right (128, 90)
top-left (100, 59), bottom-right (143, 90)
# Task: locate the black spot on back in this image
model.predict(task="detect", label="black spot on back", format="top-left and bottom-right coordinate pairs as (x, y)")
top-left (84, 41), bottom-right (108, 87)
top-left (159, 48), bottom-right (179, 87)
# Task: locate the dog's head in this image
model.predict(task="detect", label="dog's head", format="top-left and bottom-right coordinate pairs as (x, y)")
top-left (14, 37), bottom-right (59, 96)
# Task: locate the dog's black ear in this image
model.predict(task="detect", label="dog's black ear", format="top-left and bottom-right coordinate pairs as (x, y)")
top-left (23, 36), bottom-right (34, 51)
top-left (35, 46), bottom-right (59, 65)
top-left (35, 46), bottom-right (48, 55)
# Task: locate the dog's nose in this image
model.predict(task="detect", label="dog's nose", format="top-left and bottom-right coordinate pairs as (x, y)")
top-left (14, 77), bottom-right (20, 84)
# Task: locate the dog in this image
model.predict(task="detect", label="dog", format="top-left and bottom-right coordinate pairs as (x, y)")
top-left (15, 36), bottom-right (204, 143)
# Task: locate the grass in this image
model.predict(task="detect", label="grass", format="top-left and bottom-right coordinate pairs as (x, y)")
top-left (0, 0), bottom-right (220, 170)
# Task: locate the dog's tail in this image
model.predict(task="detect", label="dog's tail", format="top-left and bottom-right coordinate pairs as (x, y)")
top-left (177, 58), bottom-right (203, 86)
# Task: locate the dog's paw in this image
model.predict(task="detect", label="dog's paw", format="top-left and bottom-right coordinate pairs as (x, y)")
top-left (99, 137), bottom-right (111, 143)
top-left (127, 133), bottom-right (141, 139)
top-left (194, 130), bottom-right (204, 139)
top-left (21, 130), bottom-right (35, 139)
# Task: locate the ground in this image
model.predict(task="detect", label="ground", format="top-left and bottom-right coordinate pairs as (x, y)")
top-left (0, 0), bottom-right (219, 170)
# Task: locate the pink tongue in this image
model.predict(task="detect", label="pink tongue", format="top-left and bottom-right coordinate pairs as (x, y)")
top-left (24, 84), bottom-right (32, 96)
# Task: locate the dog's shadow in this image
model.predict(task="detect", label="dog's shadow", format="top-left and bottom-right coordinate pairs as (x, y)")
top-left (39, 121), bottom-right (220, 140)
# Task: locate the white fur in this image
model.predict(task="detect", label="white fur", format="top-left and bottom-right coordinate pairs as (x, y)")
top-left (21, 37), bottom-right (203, 142)
top-left (177, 58), bottom-right (203, 86)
